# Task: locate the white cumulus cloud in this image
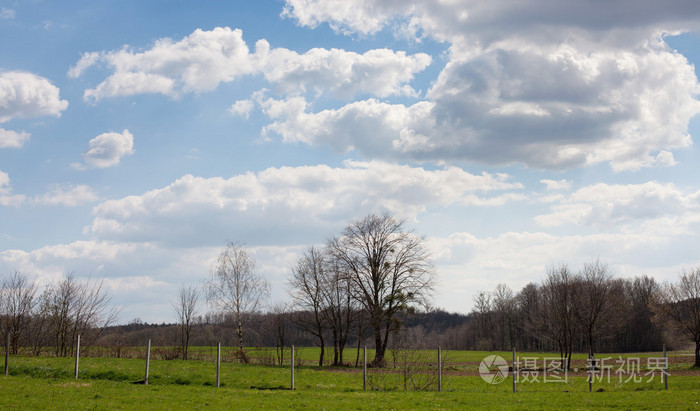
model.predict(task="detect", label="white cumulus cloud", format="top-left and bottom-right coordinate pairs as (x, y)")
top-left (0, 128), bottom-right (30, 149)
top-left (75, 129), bottom-right (135, 169)
top-left (229, 99), bottom-right (254, 119)
top-left (279, 0), bottom-right (700, 170)
top-left (35, 184), bottom-right (100, 207)
top-left (0, 170), bottom-right (26, 207)
top-left (88, 161), bottom-right (523, 247)
top-left (535, 182), bottom-right (700, 232)
top-left (0, 71), bottom-right (68, 123)
top-left (71, 27), bottom-right (430, 102)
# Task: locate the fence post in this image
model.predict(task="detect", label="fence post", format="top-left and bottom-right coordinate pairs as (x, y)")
top-left (216, 342), bottom-right (221, 388)
top-left (588, 354), bottom-right (593, 393)
top-left (438, 346), bottom-right (442, 392)
top-left (74, 335), bottom-right (80, 379)
top-left (4, 332), bottom-right (8, 376)
top-left (290, 345), bottom-right (295, 390)
top-left (663, 344), bottom-right (668, 390)
top-left (512, 347), bottom-right (516, 393)
top-left (363, 347), bottom-right (367, 391)
top-left (144, 339), bottom-right (151, 385)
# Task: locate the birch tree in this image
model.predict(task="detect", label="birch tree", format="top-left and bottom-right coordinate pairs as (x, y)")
top-left (207, 242), bottom-right (269, 362)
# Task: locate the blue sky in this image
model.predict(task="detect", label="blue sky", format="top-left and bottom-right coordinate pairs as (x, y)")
top-left (2, 0), bottom-right (700, 323)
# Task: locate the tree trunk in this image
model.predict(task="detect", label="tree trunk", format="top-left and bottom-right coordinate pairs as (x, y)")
top-left (372, 324), bottom-right (385, 367)
top-left (236, 312), bottom-right (246, 363)
top-left (695, 339), bottom-right (700, 368)
top-left (588, 333), bottom-right (595, 368)
top-left (318, 337), bottom-right (325, 367)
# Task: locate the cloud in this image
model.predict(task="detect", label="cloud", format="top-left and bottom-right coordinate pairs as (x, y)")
top-left (258, 44), bottom-right (430, 98)
top-left (535, 182), bottom-right (700, 232)
top-left (0, 170), bottom-right (26, 206)
top-left (282, 1), bottom-right (700, 41)
top-left (35, 185), bottom-right (100, 207)
top-left (229, 99), bottom-right (254, 119)
top-left (428, 227), bottom-right (700, 311)
top-left (74, 129), bottom-right (135, 169)
top-left (88, 161), bottom-right (523, 247)
top-left (0, 128), bottom-right (30, 149)
top-left (278, 1), bottom-right (700, 170)
top-left (0, 7), bottom-right (15, 20)
top-left (71, 27), bottom-right (430, 102)
top-left (1, 172), bottom-right (100, 208)
top-left (0, 71), bottom-right (69, 122)
top-left (541, 179), bottom-right (572, 191)
top-left (67, 51), bottom-right (102, 79)
top-left (258, 96), bottom-right (435, 155)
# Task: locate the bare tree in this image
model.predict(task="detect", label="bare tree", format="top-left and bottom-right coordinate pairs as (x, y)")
top-left (0, 272), bottom-right (37, 354)
top-left (328, 213), bottom-right (434, 367)
top-left (517, 282), bottom-right (543, 351)
top-left (207, 242), bottom-right (269, 362)
top-left (268, 302), bottom-right (291, 366)
top-left (653, 267), bottom-right (700, 368)
top-left (622, 276), bottom-right (663, 351)
top-left (43, 274), bottom-right (117, 357)
top-left (289, 246), bottom-right (328, 366)
top-left (572, 260), bottom-right (620, 367)
top-left (540, 265), bottom-right (576, 369)
top-left (172, 284), bottom-right (200, 360)
top-left (492, 284), bottom-right (517, 350)
top-left (321, 256), bottom-right (357, 366)
top-left (471, 290), bottom-right (493, 350)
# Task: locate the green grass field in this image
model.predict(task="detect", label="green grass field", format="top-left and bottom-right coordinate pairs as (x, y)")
top-left (2, 348), bottom-right (699, 409)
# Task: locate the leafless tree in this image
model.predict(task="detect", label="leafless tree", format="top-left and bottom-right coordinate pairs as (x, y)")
top-left (289, 246), bottom-right (328, 366)
top-left (268, 302), bottom-right (291, 365)
top-left (572, 260), bottom-right (621, 367)
top-left (43, 274), bottom-right (118, 357)
top-left (540, 264), bottom-right (576, 369)
top-left (389, 327), bottom-right (441, 391)
top-left (471, 290), bottom-right (493, 350)
top-left (652, 267), bottom-right (700, 368)
top-left (621, 275), bottom-right (663, 351)
top-left (0, 271), bottom-right (37, 354)
top-left (207, 242), bottom-right (269, 362)
top-left (517, 282), bottom-right (543, 351)
top-left (328, 213), bottom-right (434, 367)
top-left (492, 283), bottom-right (517, 350)
top-left (321, 256), bottom-right (358, 366)
top-left (172, 284), bottom-right (200, 360)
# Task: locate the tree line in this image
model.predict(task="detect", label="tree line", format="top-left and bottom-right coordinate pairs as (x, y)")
top-left (2, 213), bottom-right (699, 368)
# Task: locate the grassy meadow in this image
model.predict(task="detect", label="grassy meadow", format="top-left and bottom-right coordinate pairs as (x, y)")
top-left (2, 347), bottom-right (699, 409)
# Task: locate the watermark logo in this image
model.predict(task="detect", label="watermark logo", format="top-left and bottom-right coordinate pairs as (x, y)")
top-left (479, 355), bottom-right (509, 384)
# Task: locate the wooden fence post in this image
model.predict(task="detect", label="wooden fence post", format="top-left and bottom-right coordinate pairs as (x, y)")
top-left (363, 347), bottom-right (367, 391)
top-left (290, 345), bottom-right (295, 390)
top-left (663, 344), bottom-right (668, 390)
top-left (438, 346), bottom-right (442, 392)
top-left (512, 347), bottom-right (516, 393)
top-left (74, 335), bottom-right (80, 379)
top-left (4, 332), bottom-right (8, 376)
top-left (216, 342), bottom-right (221, 388)
top-left (144, 339), bottom-right (151, 385)
top-left (588, 354), bottom-right (593, 393)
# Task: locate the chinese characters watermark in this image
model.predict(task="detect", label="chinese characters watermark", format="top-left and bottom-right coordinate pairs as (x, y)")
top-left (481, 355), bottom-right (669, 385)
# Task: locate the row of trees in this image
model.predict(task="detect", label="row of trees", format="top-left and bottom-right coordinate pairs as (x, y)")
top-left (468, 263), bottom-right (700, 368)
top-left (0, 272), bottom-right (117, 357)
top-left (3, 213), bottom-right (699, 369)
